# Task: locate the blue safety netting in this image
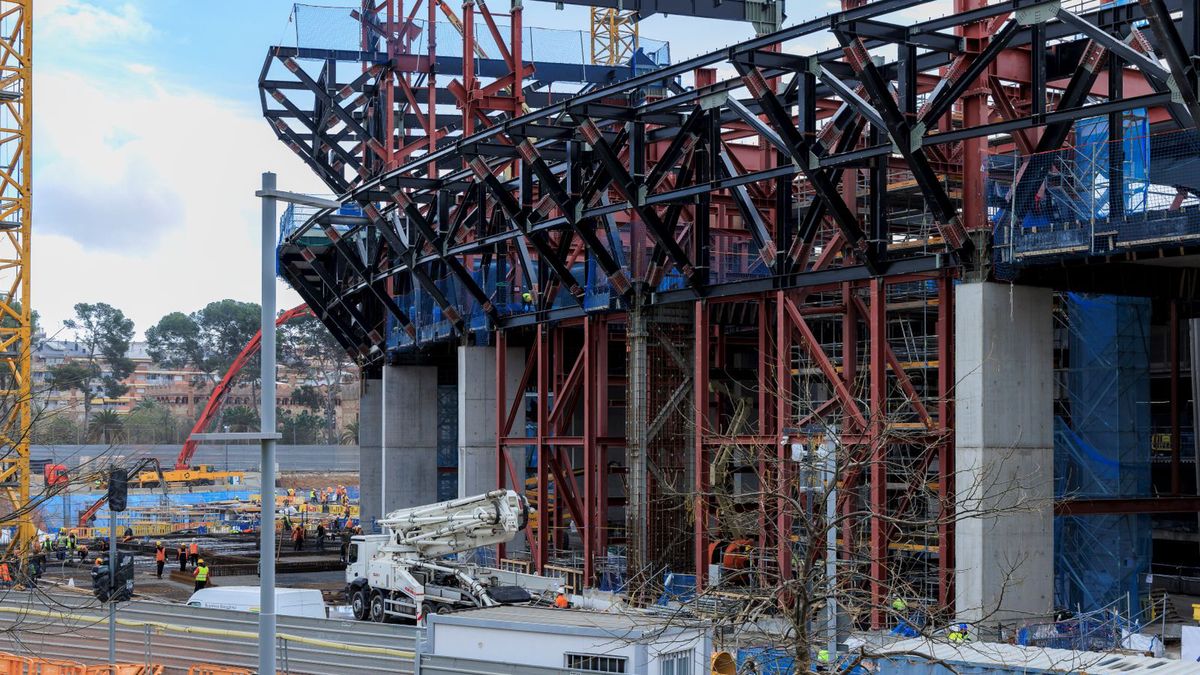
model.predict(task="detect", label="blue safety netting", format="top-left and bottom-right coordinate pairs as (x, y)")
top-left (1054, 294), bottom-right (1152, 614)
top-left (991, 114), bottom-right (1200, 277)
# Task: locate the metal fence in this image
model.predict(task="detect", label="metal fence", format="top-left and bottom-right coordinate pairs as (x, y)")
top-left (418, 654), bottom-right (571, 675)
top-left (0, 591), bottom-right (417, 675)
top-left (31, 444), bottom-right (360, 472)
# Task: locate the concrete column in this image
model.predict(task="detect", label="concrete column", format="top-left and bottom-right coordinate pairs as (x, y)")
top-left (954, 282), bottom-right (1054, 626)
top-left (458, 346), bottom-right (525, 498)
top-left (358, 377), bottom-right (382, 529)
top-left (382, 364), bottom-right (439, 512)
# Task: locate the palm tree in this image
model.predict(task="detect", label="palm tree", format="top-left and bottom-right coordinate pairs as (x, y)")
top-left (87, 409), bottom-right (124, 445)
top-left (340, 420), bottom-right (359, 445)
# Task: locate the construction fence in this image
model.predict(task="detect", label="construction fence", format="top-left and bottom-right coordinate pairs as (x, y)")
top-left (0, 591), bottom-right (417, 675)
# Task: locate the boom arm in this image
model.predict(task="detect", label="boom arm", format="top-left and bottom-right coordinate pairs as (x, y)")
top-left (377, 490), bottom-right (528, 558)
top-left (176, 304), bottom-right (314, 470)
top-left (77, 458), bottom-right (168, 529)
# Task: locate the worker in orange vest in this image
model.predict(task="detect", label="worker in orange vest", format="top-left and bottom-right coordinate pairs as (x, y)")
top-left (0, 558), bottom-right (12, 587)
top-left (554, 587), bottom-right (569, 609)
top-left (153, 541), bottom-right (166, 579)
top-left (188, 539), bottom-right (199, 568)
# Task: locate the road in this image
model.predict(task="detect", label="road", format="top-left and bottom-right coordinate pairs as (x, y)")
top-left (30, 444), bottom-right (359, 473)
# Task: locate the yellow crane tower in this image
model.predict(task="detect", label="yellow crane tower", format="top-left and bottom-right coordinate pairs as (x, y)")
top-left (0, 1), bottom-right (34, 556)
top-left (590, 8), bottom-right (638, 66)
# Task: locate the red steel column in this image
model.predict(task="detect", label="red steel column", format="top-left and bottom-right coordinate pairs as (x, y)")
top-left (869, 277), bottom-right (888, 628)
top-left (694, 300), bottom-right (710, 585)
top-left (596, 318), bottom-right (610, 560)
top-left (496, 329), bottom-right (509, 559)
top-left (462, 0), bottom-right (476, 138)
top-left (937, 273), bottom-right (955, 609)
top-left (957, 0), bottom-right (989, 231)
top-left (536, 324), bottom-right (549, 570)
top-left (583, 317), bottom-right (596, 583)
top-left (775, 291), bottom-right (792, 579)
top-left (1171, 300), bottom-right (1182, 495)
top-left (426, 0), bottom-right (438, 173)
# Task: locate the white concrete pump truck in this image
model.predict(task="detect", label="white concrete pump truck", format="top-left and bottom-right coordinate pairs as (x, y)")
top-left (345, 489), bottom-right (561, 622)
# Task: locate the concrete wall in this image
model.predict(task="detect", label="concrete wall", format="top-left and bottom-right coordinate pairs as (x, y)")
top-left (457, 346), bottom-right (525, 499)
top-left (382, 364), bottom-right (439, 512)
top-left (359, 377), bottom-right (383, 528)
top-left (954, 282), bottom-right (1054, 626)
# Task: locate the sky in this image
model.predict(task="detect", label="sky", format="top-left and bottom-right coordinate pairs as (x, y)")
top-left (33, 0), bottom-right (947, 341)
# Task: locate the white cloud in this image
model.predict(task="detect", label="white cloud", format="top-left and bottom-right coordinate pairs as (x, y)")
top-left (125, 63), bottom-right (156, 76)
top-left (33, 67), bottom-right (324, 337)
top-left (36, 0), bottom-right (152, 48)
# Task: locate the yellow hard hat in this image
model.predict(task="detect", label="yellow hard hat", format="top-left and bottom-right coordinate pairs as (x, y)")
top-left (198, 559), bottom-right (205, 564)
top-left (156, 541), bottom-right (163, 546)
top-left (94, 558), bottom-right (102, 564)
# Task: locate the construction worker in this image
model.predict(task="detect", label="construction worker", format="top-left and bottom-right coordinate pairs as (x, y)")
top-left (891, 597), bottom-right (921, 637)
top-left (340, 527), bottom-right (352, 564)
top-left (188, 539), bottom-right (199, 568)
top-left (192, 559), bottom-right (209, 592)
top-left (67, 532), bottom-right (77, 554)
top-left (309, 489), bottom-right (317, 503)
top-left (177, 542), bottom-right (188, 572)
top-left (0, 558), bottom-right (12, 588)
top-left (154, 541), bottom-right (166, 579)
top-left (948, 623), bottom-right (970, 644)
top-left (815, 649), bottom-right (831, 672)
top-left (316, 523), bottom-right (326, 551)
top-left (77, 542), bottom-right (89, 563)
top-left (554, 587), bottom-right (569, 609)
top-left (521, 291), bottom-right (534, 311)
top-left (292, 524), bottom-right (304, 551)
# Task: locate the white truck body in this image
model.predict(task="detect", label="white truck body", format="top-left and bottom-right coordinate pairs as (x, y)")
top-left (187, 586), bottom-right (327, 619)
top-left (345, 490), bottom-right (562, 623)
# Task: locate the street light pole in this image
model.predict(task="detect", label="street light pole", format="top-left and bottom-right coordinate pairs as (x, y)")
top-left (259, 171), bottom-right (279, 675)
top-left (247, 176), bottom-right (341, 675)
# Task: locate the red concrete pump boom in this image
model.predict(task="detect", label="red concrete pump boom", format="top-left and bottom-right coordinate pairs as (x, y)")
top-left (175, 303), bottom-right (314, 470)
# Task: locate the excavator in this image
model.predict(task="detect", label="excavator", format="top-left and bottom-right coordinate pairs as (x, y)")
top-left (75, 304), bottom-right (316, 528)
top-left (77, 458), bottom-right (170, 529)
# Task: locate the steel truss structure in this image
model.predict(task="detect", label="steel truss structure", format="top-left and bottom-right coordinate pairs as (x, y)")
top-left (0, 1), bottom-right (32, 555)
top-left (262, 0), bottom-right (1200, 621)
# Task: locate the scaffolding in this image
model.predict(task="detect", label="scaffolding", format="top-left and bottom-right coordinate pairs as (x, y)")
top-left (1054, 293), bottom-right (1153, 614)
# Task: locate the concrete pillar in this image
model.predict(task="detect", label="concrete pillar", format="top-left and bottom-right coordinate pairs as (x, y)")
top-left (382, 364), bottom-right (439, 512)
top-left (954, 282), bottom-right (1054, 626)
top-left (458, 346), bottom-right (525, 498)
top-left (358, 377), bottom-right (382, 529)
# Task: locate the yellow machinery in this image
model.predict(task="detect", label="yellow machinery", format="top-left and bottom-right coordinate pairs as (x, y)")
top-left (0, 1), bottom-right (33, 555)
top-left (589, 8), bottom-right (638, 65)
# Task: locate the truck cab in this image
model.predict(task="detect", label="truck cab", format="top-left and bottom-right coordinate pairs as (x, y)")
top-left (345, 534), bottom-right (388, 584)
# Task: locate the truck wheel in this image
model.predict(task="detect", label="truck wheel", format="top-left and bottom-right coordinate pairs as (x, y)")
top-left (369, 592), bottom-right (386, 623)
top-left (351, 588), bottom-right (368, 621)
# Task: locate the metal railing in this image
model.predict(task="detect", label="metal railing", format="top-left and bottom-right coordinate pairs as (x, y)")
top-left (0, 592), bottom-right (418, 675)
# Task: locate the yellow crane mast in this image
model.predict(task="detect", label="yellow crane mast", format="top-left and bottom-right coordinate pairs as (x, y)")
top-left (590, 8), bottom-right (638, 66)
top-left (0, 1), bottom-right (33, 556)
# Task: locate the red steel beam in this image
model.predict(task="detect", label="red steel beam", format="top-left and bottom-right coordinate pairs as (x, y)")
top-left (1056, 497), bottom-right (1200, 516)
top-left (782, 295), bottom-right (868, 429)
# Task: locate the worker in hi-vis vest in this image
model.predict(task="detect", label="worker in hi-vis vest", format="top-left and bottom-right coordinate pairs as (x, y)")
top-left (154, 541), bottom-right (166, 578)
top-left (192, 559), bottom-right (209, 592)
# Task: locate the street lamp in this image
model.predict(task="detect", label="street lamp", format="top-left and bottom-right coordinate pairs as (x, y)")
top-left (192, 173), bottom-right (330, 675)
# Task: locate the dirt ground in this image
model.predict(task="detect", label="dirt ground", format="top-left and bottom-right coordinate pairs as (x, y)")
top-left (277, 472), bottom-right (358, 491)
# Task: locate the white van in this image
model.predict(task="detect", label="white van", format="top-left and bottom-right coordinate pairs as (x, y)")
top-left (186, 586), bottom-right (327, 619)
